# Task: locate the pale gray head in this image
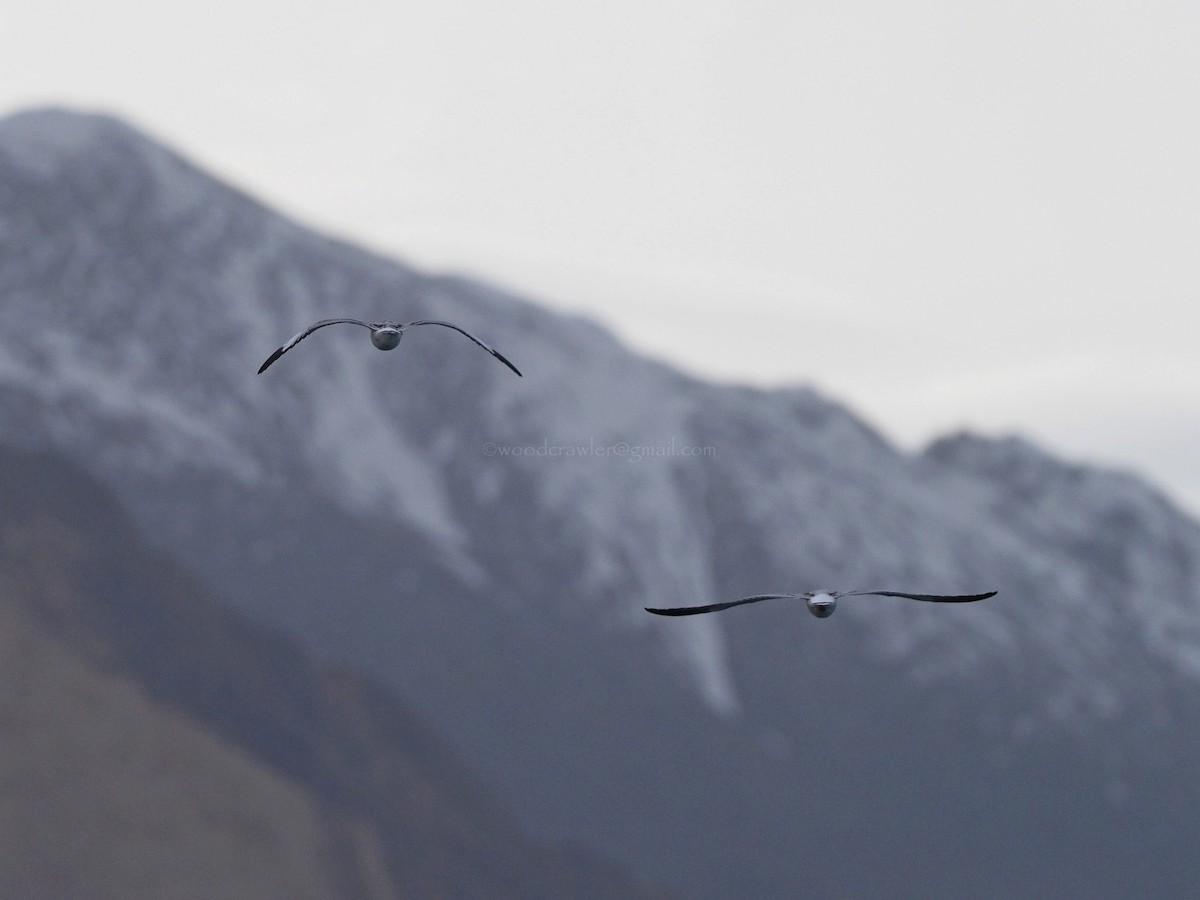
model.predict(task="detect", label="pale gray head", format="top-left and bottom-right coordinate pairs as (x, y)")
top-left (370, 326), bottom-right (403, 350)
top-left (805, 590), bottom-right (838, 618)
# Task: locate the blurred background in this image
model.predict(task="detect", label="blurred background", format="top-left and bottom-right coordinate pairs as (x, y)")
top-left (4, 0), bottom-right (1198, 511)
top-left (2, 2), bottom-right (1199, 898)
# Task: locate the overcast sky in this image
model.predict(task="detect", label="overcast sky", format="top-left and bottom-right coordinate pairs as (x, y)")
top-left (4, 0), bottom-right (1198, 512)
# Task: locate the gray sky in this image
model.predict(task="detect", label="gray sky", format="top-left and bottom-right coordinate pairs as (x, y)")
top-left (4, 0), bottom-right (1198, 513)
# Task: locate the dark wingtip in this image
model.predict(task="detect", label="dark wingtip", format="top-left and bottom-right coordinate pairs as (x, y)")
top-left (952, 590), bottom-right (999, 601)
top-left (257, 348), bottom-right (284, 374)
top-left (936, 589), bottom-right (998, 603)
top-left (644, 606), bottom-right (707, 616)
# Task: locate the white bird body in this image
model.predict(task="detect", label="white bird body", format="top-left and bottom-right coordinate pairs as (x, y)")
top-left (370, 326), bottom-right (402, 350)
top-left (806, 590), bottom-right (838, 618)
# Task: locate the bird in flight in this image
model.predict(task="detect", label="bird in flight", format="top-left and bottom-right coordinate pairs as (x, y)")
top-left (646, 589), bottom-right (997, 619)
top-left (257, 318), bottom-right (523, 376)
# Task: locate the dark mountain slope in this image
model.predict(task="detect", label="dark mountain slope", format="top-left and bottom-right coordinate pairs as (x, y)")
top-left (0, 445), bottom-right (666, 899)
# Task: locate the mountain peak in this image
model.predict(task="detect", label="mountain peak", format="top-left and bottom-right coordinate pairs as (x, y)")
top-left (0, 106), bottom-right (152, 173)
top-left (924, 428), bottom-right (1186, 520)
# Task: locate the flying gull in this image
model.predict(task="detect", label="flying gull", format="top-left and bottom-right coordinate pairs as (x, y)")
top-left (646, 589), bottom-right (997, 619)
top-left (257, 318), bottom-right (523, 376)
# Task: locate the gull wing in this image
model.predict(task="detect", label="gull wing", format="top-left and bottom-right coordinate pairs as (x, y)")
top-left (841, 590), bottom-right (998, 603)
top-left (257, 318), bottom-right (372, 374)
top-left (407, 320), bottom-right (523, 376)
top-left (645, 594), bottom-right (802, 616)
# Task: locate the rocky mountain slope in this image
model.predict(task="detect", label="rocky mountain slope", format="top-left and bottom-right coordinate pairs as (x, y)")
top-left (0, 446), bottom-right (663, 899)
top-left (2, 107), bottom-right (1198, 897)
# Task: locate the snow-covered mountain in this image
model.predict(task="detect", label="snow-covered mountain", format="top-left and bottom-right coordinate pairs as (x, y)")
top-left (2, 107), bottom-right (1198, 898)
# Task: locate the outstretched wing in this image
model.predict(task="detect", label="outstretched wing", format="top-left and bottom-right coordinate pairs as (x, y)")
top-left (407, 320), bottom-right (523, 376)
top-left (843, 590), bottom-right (998, 603)
top-left (257, 318), bottom-right (371, 373)
top-left (645, 594), bottom-right (802, 616)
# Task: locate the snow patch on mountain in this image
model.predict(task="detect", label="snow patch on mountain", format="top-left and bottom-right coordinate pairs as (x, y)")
top-left (303, 351), bottom-right (469, 549)
top-left (0, 325), bottom-right (262, 483)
